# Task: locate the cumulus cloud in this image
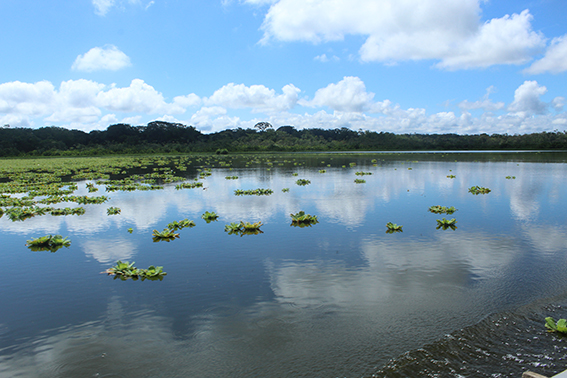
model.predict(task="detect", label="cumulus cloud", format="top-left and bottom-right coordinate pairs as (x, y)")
top-left (72, 45), bottom-right (132, 72)
top-left (204, 83), bottom-right (300, 113)
top-left (254, 0), bottom-right (545, 70)
top-left (458, 86), bottom-right (505, 112)
top-left (434, 10), bottom-right (545, 70)
top-left (0, 80), bottom-right (55, 117)
top-left (524, 35), bottom-right (567, 74)
top-left (507, 80), bottom-right (548, 116)
top-left (300, 76), bottom-right (392, 114)
top-left (0, 77), bottom-right (565, 135)
top-left (96, 79), bottom-right (185, 114)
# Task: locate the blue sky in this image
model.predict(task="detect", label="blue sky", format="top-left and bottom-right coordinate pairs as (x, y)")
top-left (1, 0), bottom-right (566, 134)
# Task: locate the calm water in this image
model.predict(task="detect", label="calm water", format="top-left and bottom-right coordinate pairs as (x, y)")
top-left (1, 152), bottom-right (567, 377)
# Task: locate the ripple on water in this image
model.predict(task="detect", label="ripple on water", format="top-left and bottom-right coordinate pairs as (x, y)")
top-left (372, 298), bottom-right (567, 377)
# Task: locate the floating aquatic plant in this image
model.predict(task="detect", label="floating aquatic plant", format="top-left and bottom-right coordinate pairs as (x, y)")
top-left (505, 176), bottom-right (516, 179)
top-left (50, 207), bottom-right (86, 216)
top-left (436, 218), bottom-right (457, 230)
top-left (175, 182), bottom-right (204, 190)
top-left (386, 222), bottom-right (403, 233)
top-left (354, 179), bottom-right (366, 184)
top-left (104, 260), bottom-right (167, 281)
top-left (152, 228), bottom-right (180, 242)
top-left (355, 172), bottom-right (372, 176)
top-left (225, 176), bottom-right (238, 180)
top-left (468, 186), bottom-right (491, 195)
top-left (428, 205), bottom-right (457, 215)
top-left (296, 179), bottom-right (310, 186)
top-left (319, 170), bottom-right (327, 173)
top-left (224, 221), bottom-right (263, 236)
top-left (127, 228), bottom-right (133, 234)
top-left (234, 188), bottom-right (273, 196)
top-left (290, 211), bottom-right (318, 227)
top-left (26, 234), bottom-right (71, 252)
top-left (167, 218), bottom-right (195, 231)
top-left (5, 206), bottom-right (50, 221)
top-left (545, 317), bottom-right (567, 334)
top-left (224, 222), bottom-right (242, 235)
top-left (282, 188), bottom-right (290, 193)
top-left (447, 175), bottom-right (456, 179)
top-left (201, 211), bottom-right (219, 223)
top-left (107, 207), bottom-right (121, 215)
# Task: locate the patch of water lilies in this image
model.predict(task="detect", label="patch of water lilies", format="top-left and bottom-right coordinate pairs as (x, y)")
top-left (505, 176), bottom-right (516, 179)
top-left (468, 186), bottom-right (491, 195)
top-left (354, 179), bottom-right (366, 184)
top-left (152, 228), bottom-right (180, 242)
top-left (355, 172), bottom-right (372, 176)
top-left (50, 207), bottom-right (86, 216)
top-left (545, 317), bottom-right (567, 334)
top-left (428, 205), bottom-right (457, 215)
top-left (104, 260), bottom-right (167, 281)
top-left (447, 175), bottom-right (456, 179)
top-left (167, 218), bottom-right (196, 231)
top-left (436, 218), bottom-right (457, 230)
top-left (234, 188), bottom-right (274, 196)
top-left (386, 222), bottom-right (403, 233)
top-left (224, 221), bottom-right (264, 236)
top-left (107, 207), bottom-right (121, 215)
top-left (5, 206), bottom-right (50, 221)
top-left (201, 211), bottom-right (219, 223)
top-left (175, 182), bottom-right (204, 190)
top-left (290, 211), bottom-right (318, 227)
top-left (296, 179), bottom-right (311, 186)
top-left (26, 234), bottom-right (71, 252)
top-left (282, 188), bottom-right (290, 193)
top-left (225, 176), bottom-right (238, 180)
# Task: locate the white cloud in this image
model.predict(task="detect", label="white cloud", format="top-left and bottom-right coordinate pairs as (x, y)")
top-left (314, 54), bottom-right (339, 63)
top-left (72, 45), bottom-right (132, 72)
top-left (507, 80), bottom-right (548, 116)
top-left (96, 79), bottom-right (184, 114)
top-left (524, 35), bottom-right (567, 74)
top-left (93, 0), bottom-right (115, 16)
top-left (552, 97), bottom-right (565, 112)
top-left (92, 0), bottom-right (154, 15)
top-left (434, 10), bottom-right (545, 70)
top-left (301, 76), bottom-right (373, 112)
top-left (255, 0), bottom-right (545, 69)
top-left (0, 80), bottom-right (55, 117)
top-left (0, 77), bottom-right (565, 135)
top-left (173, 93), bottom-right (202, 108)
top-left (204, 83), bottom-right (300, 113)
top-left (458, 86), bottom-right (505, 111)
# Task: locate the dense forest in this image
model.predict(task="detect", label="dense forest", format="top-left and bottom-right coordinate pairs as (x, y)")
top-left (0, 121), bottom-right (566, 157)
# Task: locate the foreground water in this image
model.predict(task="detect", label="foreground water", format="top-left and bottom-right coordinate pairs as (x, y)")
top-left (1, 152), bottom-right (567, 377)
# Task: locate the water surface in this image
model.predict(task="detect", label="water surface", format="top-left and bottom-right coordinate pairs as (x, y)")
top-left (1, 152), bottom-right (567, 377)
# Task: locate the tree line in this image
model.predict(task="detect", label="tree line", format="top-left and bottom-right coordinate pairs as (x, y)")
top-left (0, 121), bottom-right (566, 157)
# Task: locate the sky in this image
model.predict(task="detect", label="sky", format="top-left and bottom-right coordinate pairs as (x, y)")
top-left (1, 0), bottom-right (566, 135)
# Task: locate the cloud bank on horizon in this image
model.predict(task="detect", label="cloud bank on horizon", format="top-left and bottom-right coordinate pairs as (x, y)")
top-left (0, 0), bottom-right (566, 134)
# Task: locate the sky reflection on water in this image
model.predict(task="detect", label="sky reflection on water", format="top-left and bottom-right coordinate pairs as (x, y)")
top-left (1, 153), bottom-right (566, 377)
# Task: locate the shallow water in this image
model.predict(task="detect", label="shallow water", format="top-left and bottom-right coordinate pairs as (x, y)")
top-left (1, 152), bottom-right (567, 377)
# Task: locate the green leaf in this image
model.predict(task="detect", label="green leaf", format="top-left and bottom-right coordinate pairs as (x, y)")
top-left (546, 317), bottom-right (558, 331)
top-left (557, 319), bottom-right (567, 333)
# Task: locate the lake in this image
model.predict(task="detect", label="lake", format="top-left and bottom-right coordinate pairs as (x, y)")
top-left (1, 152), bottom-right (567, 377)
